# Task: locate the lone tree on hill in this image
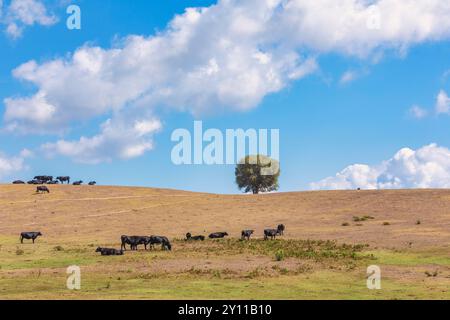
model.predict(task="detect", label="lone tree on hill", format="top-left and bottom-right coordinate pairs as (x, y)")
top-left (235, 155), bottom-right (280, 194)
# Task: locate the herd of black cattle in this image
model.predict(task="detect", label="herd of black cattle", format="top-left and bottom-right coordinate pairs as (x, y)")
top-left (11, 175), bottom-right (97, 194)
top-left (19, 225), bottom-right (286, 256)
top-left (12, 176), bottom-right (96, 186)
top-left (15, 175), bottom-right (285, 255)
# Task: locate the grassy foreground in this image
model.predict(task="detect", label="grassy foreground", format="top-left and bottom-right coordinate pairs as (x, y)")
top-left (0, 236), bottom-right (448, 300)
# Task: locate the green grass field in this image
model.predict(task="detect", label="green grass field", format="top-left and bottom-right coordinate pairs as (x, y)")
top-left (1, 236), bottom-right (448, 300)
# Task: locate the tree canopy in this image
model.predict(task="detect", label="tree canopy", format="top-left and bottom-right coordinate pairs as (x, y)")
top-left (235, 155), bottom-right (280, 194)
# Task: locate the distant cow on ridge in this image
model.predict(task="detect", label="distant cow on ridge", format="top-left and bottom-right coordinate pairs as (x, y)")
top-left (28, 180), bottom-right (43, 185)
top-left (57, 176), bottom-right (70, 184)
top-left (72, 181), bottom-right (83, 185)
top-left (34, 176), bottom-right (53, 183)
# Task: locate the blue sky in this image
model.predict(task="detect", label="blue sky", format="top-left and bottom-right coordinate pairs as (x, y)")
top-left (1, 0), bottom-right (450, 193)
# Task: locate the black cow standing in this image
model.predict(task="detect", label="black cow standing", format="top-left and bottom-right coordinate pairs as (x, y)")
top-left (136, 236), bottom-right (152, 250)
top-left (36, 186), bottom-right (50, 194)
top-left (34, 176), bottom-right (53, 183)
top-left (121, 235), bottom-right (136, 251)
top-left (20, 232), bottom-right (42, 244)
top-left (121, 235), bottom-right (131, 250)
top-left (264, 229), bottom-right (281, 240)
top-left (277, 224), bottom-right (285, 235)
top-left (241, 230), bottom-right (254, 240)
top-left (120, 235), bottom-right (150, 251)
top-left (57, 176), bottom-right (70, 184)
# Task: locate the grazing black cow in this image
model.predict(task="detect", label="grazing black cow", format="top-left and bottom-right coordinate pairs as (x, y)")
top-left (208, 232), bottom-right (228, 239)
top-left (36, 186), bottom-right (50, 194)
top-left (149, 236), bottom-right (172, 251)
top-left (28, 179), bottom-right (43, 185)
top-left (241, 230), bottom-right (254, 240)
top-left (264, 229), bottom-right (281, 240)
top-left (277, 224), bottom-right (285, 235)
top-left (136, 236), bottom-right (152, 250)
top-left (88, 181), bottom-right (97, 186)
top-left (57, 176), bottom-right (70, 184)
top-left (72, 180), bottom-right (83, 185)
top-left (95, 247), bottom-right (124, 256)
top-left (185, 233), bottom-right (205, 241)
top-left (12, 180), bottom-right (25, 184)
top-left (20, 232), bottom-right (42, 244)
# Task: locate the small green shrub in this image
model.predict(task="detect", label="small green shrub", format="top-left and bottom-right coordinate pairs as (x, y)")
top-left (53, 245), bottom-right (64, 251)
top-left (382, 222), bottom-right (390, 226)
top-left (341, 222), bottom-right (350, 226)
top-left (275, 249), bottom-right (285, 261)
top-left (246, 268), bottom-right (262, 278)
top-left (16, 248), bottom-right (24, 255)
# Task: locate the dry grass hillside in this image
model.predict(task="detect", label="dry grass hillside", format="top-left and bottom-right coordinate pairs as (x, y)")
top-left (1, 185), bottom-right (449, 299)
top-left (0, 185), bottom-right (449, 249)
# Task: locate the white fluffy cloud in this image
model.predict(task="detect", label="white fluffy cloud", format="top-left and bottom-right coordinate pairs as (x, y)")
top-left (264, 0), bottom-right (450, 59)
top-left (436, 90), bottom-right (450, 114)
top-left (340, 71), bottom-right (359, 84)
top-left (5, 0), bottom-right (450, 162)
top-left (339, 69), bottom-right (369, 84)
top-left (1, 0), bottom-right (57, 38)
top-left (41, 117), bottom-right (162, 164)
top-left (4, 5), bottom-right (317, 133)
top-left (0, 149), bottom-right (31, 180)
top-left (311, 144), bottom-right (450, 190)
top-left (409, 105), bottom-right (428, 119)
